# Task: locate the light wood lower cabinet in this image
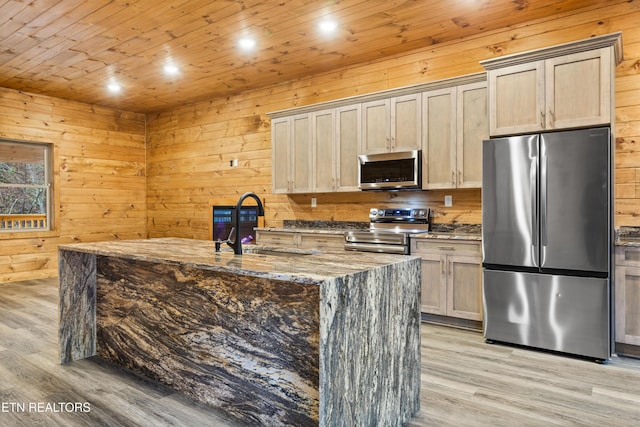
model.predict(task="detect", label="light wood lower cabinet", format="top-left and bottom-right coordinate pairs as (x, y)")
top-left (615, 246), bottom-right (640, 346)
top-left (256, 229), bottom-right (345, 251)
top-left (411, 239), bottom-right (482, 321)
top-left (254, 230), bottom-right (297, 247)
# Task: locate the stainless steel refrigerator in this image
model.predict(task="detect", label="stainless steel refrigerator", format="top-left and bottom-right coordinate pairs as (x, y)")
top-left (482, 127), bottom-right (612, 361)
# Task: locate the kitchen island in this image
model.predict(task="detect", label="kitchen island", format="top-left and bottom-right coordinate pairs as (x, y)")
top-left (58, 238), bottom-right (421, 426)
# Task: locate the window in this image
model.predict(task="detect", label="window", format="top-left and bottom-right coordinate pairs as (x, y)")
top-left (0, 140), bottom-right (52, 232)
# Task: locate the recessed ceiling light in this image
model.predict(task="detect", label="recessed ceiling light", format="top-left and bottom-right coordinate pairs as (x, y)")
top-left (319, 19), bottom-right (338, 34)
top-left (164, 64), bottom-right (179, 76)
top-left (238, 37), bottom-right (256, 50)
top-left (107, 82), bottom-right (121, 93)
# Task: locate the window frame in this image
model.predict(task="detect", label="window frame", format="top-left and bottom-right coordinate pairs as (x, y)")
top-left (0, 139), bottom-right (59, 240)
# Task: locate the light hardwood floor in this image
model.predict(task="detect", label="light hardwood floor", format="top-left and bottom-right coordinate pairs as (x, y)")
top-left (2, 278), bottom-right (640, 426)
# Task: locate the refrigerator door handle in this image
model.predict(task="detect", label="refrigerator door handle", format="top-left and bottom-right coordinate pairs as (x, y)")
top-left (530, 157), bottom-right (538, 267)
top-left (540, 154), bottom-right (548, 249)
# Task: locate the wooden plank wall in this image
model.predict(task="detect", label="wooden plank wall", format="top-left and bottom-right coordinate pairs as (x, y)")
top-left (147, 0), bottom-right (640, 239)
top-left (0, 88), bottom-right (146, 283)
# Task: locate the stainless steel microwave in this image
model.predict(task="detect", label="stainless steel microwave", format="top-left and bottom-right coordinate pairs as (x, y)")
top-left (358, 150), bottom-right (422, 190)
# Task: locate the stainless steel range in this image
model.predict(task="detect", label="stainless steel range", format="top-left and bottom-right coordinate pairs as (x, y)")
top-left (344, 207), bottom-right (430, 254)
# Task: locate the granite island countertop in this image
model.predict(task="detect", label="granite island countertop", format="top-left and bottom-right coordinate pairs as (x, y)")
top-left (58, 237), bottom-right (415, 282)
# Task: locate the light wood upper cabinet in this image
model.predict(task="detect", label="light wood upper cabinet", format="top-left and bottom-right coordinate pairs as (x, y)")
top-left (457, 81), bottom-right (488, 188)
top-left (361, 94), bottom-right (421, 155)
top-left (271, 114), bottom-right (312, 194)
top-left (482, 32), bottom-right (622, 137)
top-left (271, 117), bottom-right (291, 194)
top-left (545, 49), bottom-right (612, 130)
top-left (313, 106), bottom-right (360, 192)
top-left (313, 109), bottom-right (336, 193)
top-left (488, 61), bottom-right (544, 136)
top-left (423, 88), bottom-right (456, 189)
top-left (422, 82), bottom-right (487, 189)
top-left (335, 105), bottom-right (361, 191)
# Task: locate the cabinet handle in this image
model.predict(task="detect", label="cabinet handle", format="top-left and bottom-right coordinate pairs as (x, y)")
top-left (458, 170), bottom-right (462, 186)
top-left (548, 107), bottom-right (555, 128)
top-left (451, 171), bottom-right (455, 186)
top-left (438, 246), bottom-right (455, 251)
top-left (441, 259), bottom-right (446, 275)
top-left (540, 110), bottom-right (545, 129)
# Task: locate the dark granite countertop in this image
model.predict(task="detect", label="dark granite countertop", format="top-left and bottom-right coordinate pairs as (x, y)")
top-left (257, 220), bottom-right (482, 240)
top-left (256, 220), bottom-right (368, 235)
top-left (414, 223), bottom-right (482, 241)
top-left (616, 226), bottom-right (640, 247)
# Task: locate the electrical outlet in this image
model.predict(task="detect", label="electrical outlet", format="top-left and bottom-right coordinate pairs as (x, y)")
top-left (444, 195), bottom-right (453, 207)
top-left (231, 159), bottom-right (238, 167)
top-left (311, 197), bottom-right (317, 208)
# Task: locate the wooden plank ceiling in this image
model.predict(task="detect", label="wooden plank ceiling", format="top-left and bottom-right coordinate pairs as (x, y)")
top-left (0, 0), bottom-right (610, 113)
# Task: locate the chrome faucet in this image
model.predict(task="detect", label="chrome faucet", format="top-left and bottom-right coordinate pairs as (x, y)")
top-left (227, 192), bottom-right (265, 255)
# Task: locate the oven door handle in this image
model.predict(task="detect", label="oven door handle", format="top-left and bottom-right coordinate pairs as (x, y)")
top-left (344, 242), bottom-right (408, 255)
top-left (345, 232), bottom-right (408, 246)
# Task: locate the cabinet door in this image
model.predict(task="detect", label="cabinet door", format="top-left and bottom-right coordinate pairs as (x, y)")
top-left (419, 253), bottom-right (447, 315)
top-left (313, 109), bottom-right (336, 192)
top-left (391, 93), bottom-right (421, 152)
top-left (545, 48), bottom-right (612, 130)
top-left (423, 88), bottom-right (456, 189)
top-left (615, 265), bottom-right (640, 346)
top-left (447, 255), bottom-right (482, 321)
top-left (271, 117), bottom-right (291, 193)
top-left (457, 82), bottom-right (487, 188)
top-left (290, 114), bottom-right (312, 193)
top-left (335, 105), bottom-right (361, 192)
top-left (616, 246), bottom-right (640, 268)
top-left (361, 99), bottom-right (390, 154)
top-left (488, 61), bottom-right (544, 136)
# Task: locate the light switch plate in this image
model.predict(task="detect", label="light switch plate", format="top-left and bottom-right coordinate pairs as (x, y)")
top-left (311, 197), bottom-right (317, 208)
top-left (444, 195), bottom-right (452, 207)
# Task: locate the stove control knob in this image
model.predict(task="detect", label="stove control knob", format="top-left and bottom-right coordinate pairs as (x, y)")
top-left (370, 208), bottom-right (378, 217)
